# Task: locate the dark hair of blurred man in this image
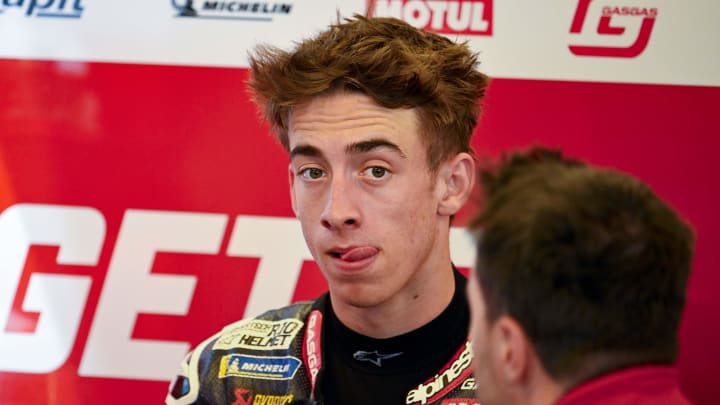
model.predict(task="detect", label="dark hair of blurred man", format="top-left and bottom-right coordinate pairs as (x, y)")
top-left (467, 147), bottom-right (695, 405)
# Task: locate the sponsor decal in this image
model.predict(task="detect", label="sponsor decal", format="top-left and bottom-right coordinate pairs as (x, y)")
top-left (406, 341), bottom-right (474, 405)
top-left (214, 319), bottom-right (303, 351)
top-left (231, 388), bottom-right (254, 405)
top-left (171, 0), bottom-right (293, 21)
top-left (303, 310), bottom-right (322, 395)
top-left (219, 354), bottom-right (301, 380)
top-left (254, 393), bottom-right (295, 405)
top-left (0, 0), bottom-right (83, 18)
top-left (353, 350), bottom-right (403, 367)
top-left (368, 0), bottom-right (492, 36)
top-left (568, 0), bottom-right (658, 58)
top-left (230, 387), bottom-right (294, 405)
top-left (440, 400), bottom-right (479, 405)
top-left (460, 377), bottom-right (476, 391)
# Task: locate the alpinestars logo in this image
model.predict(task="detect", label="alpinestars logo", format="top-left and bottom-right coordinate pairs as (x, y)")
top-left (406, 341), bottom-right (473, 404)
top-left (171, 0), bottom-right (292, 21)
top-left (368, 0), bottom-right (492, 36)
top-left (568, 0), bottom-right (658, 58)
top-left (353, 350), bottom-right (404, 367)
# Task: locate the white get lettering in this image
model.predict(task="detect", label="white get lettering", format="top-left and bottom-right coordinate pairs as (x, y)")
top-left (0, 203), bottom-right (473, 380)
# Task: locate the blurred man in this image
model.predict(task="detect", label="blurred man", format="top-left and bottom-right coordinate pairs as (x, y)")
top-left (467, 148), bottom-right (694, 405)
top-left (166, 15), bottom-right (488, 405)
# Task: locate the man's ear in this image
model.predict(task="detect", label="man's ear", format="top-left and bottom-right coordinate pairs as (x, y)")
top-left (491, 315), bottom-right (532, 384)
top-left (436, 152), bottom-right (475, 216)
top-left (288, 164), bottom-right (298, 216)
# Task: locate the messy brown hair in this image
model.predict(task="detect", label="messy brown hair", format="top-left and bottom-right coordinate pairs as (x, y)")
top-left (248, 15), bottom-right (489, 171)
top-left (470, 147), bottom-right (695, 385)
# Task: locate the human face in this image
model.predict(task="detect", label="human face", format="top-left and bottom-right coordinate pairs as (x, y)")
top-left (467, 267), bottom-right (505, 405)
top-left (288, 91), bottom-right (449, 310)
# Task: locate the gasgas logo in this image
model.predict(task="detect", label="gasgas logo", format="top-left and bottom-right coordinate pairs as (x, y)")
top-left (568, 0), bottom-right (658, 58)
top-left (368, 0), bottom-right (493, 36)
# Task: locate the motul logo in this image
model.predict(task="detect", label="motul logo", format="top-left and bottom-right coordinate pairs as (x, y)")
top-left (568, 0), bottom-right (658, 58)
top-left (368, 0), bottom-right (493, 35)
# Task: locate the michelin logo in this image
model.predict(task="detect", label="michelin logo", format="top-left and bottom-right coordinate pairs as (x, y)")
top-left (214, 319), bottom-right (303, 351)
top-left (219, 354), bottom-right (301, 380)
top-left (0, 0), bottom-right (83, 18)
top-left (171, 0), bottom-right (292, 20)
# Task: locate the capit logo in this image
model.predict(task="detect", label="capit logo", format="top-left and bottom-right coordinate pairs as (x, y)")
top-left (368, 0), bottom-right (493, 36)
top-left (171, 0), bottom-right (293, 21)
top-left (568, 0), bottom-right (658, 58)
top-left (0, 0), bottom-right (83, 18)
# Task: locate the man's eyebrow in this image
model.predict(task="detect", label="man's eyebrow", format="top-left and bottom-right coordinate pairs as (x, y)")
top-left (346, 139), bottom-right (407, 158)
top-left (290, 144), bottom-right (324, 160)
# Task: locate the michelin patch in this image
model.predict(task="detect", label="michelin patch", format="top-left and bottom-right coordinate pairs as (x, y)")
top-left (218, 354), bottom-right (301, 380)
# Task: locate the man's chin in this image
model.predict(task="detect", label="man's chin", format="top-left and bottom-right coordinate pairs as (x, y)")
top-left (329, 284), bottom-right (385, 309)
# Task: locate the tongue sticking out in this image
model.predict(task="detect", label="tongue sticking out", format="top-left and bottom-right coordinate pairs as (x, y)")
top-left (339, 247), bottom-right (378, 262)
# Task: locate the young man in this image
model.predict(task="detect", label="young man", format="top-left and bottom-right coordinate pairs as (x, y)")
top-left (466, 148), bottom-right (695, 405)
top-left (166, 15), bottom-right (488, 405)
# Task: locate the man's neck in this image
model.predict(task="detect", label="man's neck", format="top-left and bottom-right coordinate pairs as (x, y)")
top-left (329, 263), bottom-right (456, 338)
top-left (514, 360), bottom-right (565, 405)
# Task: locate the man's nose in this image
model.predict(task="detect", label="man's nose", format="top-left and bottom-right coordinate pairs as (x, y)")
top-left (320, 176), bottom-right (360, 230)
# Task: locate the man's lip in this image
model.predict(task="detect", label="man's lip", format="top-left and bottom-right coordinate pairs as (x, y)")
top-left (327, 246), bottom-right (379, 262)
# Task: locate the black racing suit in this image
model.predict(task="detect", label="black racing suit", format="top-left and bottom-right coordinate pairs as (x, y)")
top-left (166, 290), bottom-right (477, 405)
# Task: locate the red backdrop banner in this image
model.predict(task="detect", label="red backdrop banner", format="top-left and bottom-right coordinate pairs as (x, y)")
top-left (1, 1), bottom-right (719, 403)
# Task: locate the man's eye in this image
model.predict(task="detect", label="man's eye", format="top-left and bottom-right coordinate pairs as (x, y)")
top-left (364, 166), bottom-right (389, 179)
top-left (301, 168), bottom-right (325, 179)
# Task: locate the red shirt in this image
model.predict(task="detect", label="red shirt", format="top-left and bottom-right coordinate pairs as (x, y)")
top-left (556, 366), bottom-right (692, 405)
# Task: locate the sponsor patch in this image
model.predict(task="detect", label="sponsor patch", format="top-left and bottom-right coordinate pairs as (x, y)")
top-left (254, 393), bottom-right (295, 405)
top-left (303, 310), bottom-right (322, 393)
top-left (218, 354), bottom-right (301, 380)
top-left (353, 350), bottom-right (403, 367)
top-left (230, 388), bottom-right (293, 405)
top-left (214, 319), bottom-right (303, 351)
top-left (406, 341), bottom-right (474, 405)
top-left (231, 388), bottom-right (253, 405)
top-left (460, 377), bottom-right (476, 391)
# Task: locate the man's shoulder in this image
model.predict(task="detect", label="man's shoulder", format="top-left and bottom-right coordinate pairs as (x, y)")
top-left (166, 298), bottom-right (323, 404)
top-left (253, 299), bottom-right (317, 322)
top-left (557, 365), bottom-right (693, 405)
top-left (205, 298), bottom-right (320, 353)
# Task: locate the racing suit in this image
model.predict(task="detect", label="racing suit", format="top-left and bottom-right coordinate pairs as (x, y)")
top-left (166, 293), bottom-right (478, 405)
